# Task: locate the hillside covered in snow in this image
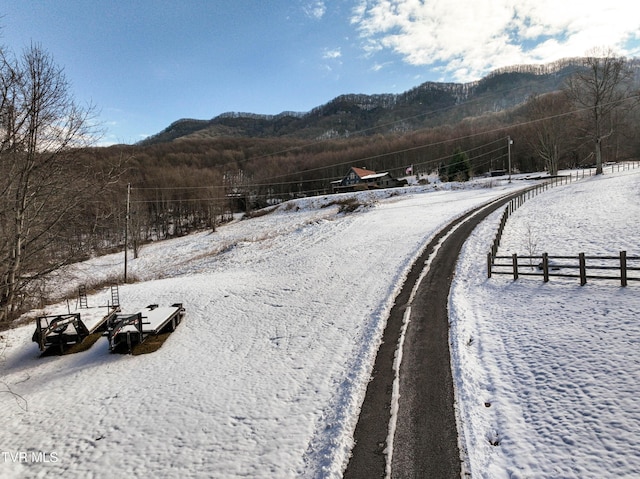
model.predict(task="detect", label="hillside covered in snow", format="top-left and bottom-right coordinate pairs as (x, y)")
top-left (1, 167), bottom-right (638, 478)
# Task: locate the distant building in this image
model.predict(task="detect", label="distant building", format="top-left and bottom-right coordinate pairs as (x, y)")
top-left (331, 167), bottom-right (406, 193)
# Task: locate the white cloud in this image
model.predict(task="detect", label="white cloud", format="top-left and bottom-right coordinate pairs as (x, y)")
top-left (304, 1), bottom-right (327, 20)
top-left (323, 48), bottom-right (342, 59)
top-left (320, 47), bottom-right (342, 76)
top-left (351, 0), bottom-right (640, 81)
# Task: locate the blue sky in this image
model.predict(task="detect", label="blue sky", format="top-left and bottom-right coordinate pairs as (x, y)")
top-left (2, 0), bottom-right (639, 145)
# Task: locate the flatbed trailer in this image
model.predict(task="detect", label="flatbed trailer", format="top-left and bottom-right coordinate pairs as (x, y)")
top-left (107, 303), bottom-right (185, 353)
top-left (32, 305), bottom-right (120, 353)
top-left (32, 284), bottom-right (120, 354)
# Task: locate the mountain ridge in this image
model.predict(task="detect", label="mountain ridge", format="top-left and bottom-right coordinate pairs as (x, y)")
top-left (137, 58), bottom-right (593, 145)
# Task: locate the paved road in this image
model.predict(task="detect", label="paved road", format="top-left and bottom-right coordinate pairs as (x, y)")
top-left (343, 191), bottom-right (523, 479)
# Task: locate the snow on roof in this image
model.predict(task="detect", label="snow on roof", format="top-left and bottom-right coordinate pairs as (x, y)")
top-left (360, 172), bottom-right (389, 180)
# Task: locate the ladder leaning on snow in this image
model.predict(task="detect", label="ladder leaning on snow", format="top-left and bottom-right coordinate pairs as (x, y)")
top-left (78, 285), bottom-right (88, 309)
top-left (110, 285), bottom-right (120, 308)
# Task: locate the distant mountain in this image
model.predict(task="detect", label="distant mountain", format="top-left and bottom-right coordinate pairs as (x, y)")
top-left (139, 59), bottom-right (586, 145)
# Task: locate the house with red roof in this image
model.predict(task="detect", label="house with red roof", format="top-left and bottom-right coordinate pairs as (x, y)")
top-left (331, 167), bottom-right (406, 193)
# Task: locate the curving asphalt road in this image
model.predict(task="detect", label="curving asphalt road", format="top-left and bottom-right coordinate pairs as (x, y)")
top-left (343, 191), bottom-right (525, 479)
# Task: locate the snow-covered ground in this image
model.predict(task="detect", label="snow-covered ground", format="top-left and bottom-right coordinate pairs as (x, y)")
top-left (451, 167), bottom-right (640, 478)
top-left (0, 168), bottom-right (638, 478)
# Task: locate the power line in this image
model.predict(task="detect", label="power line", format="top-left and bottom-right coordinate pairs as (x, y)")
top-left (124, 87), bottom-right (640, 198)
top-left (130, 135), bottom-right (510, 194)
top-left (125, 72), bottom-right (579, 185)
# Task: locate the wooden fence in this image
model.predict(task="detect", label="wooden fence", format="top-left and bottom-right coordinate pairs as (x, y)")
top-left (489, 176), bottom-right (572, 259)
top-left (488, 251), bottom-right (640, 286)
top-left (487, 161), bottom-right (640, 286)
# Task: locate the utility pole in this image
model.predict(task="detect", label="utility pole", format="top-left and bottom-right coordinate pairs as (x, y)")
top-left (124, 183), bottom-right (130, 282)
top-left (508, 136), bottom-right (513, 183)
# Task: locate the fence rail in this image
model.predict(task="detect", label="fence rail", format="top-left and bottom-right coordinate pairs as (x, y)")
top-left (489, 176), bottom-right (572, 259)
top-left (488, 251), bottom-right (640, 286)
top-left (486, 161), bottom-right (640, 286)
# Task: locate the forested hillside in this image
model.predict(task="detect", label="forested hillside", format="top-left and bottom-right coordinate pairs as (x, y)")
top-left (3, 55), bottom-right (639, 323)
top-left (89, 57), bottom-right (640, 260)
top-left (140, 59), bottom-right (584, 144)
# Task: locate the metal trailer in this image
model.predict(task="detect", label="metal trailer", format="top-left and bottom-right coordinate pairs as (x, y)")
top-left (32, 305), bottom-right (120, 353)
top-left (32, 284), bottom-right (120, 354)
top-left (107, 303), bottom-right (185, 353)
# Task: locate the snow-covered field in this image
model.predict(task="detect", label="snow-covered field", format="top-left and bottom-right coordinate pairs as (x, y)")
top-left (451, 168), bottom-right (640, 478)
top-left (1, 168), bottom-right (638, 478)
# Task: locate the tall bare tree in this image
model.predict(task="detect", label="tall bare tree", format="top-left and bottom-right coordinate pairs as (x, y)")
top-left (523, 92), bottom-right (574, 175)
top-left (0, 44), bottom-right (121, 323)
top-left (565, 48), bottom-right (635, 174)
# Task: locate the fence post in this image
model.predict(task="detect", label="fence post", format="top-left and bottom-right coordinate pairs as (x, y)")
top-left (488, 252), bottom-right (493, 278)
top-left (542, 253), bottom-right (549, 282)
top-left (621, 251), bottom-right (627, 287)
top-left (512, 253), bottom-right (519, 280)
top-left (579, 253), bottom-right (587, 285)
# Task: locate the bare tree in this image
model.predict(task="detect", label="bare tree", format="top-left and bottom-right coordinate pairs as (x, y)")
top-left (0, 44), bottom-right (121, 323)
top-left (565, 48), bottom-right (635, 174)
top-left (523, 92), bottom-right (574, 176)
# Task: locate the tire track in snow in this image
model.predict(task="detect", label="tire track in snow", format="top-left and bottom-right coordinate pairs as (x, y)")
top-left (344, 190), bottom-right (528, 479)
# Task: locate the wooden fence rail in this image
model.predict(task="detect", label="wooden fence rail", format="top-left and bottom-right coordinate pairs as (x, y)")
top-left (489, 177), bottom-right (569, 259)
top-left (488, 251), bottom-right (639, 286)
top-left (486, 161), bottom-right (640, 286)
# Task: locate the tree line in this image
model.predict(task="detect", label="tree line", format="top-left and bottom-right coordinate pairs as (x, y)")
top-left (0, 44), bottom-right (124, 322)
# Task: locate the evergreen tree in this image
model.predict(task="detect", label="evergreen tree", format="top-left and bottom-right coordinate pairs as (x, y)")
top-left (443, 148), bottom-right (472, 181)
